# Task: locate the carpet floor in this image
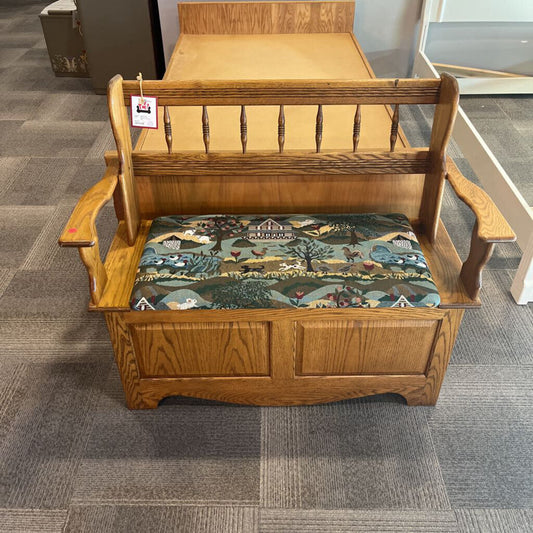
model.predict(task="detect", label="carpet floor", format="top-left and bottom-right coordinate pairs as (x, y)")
top-left (0, 1), bottom-right (532, 532)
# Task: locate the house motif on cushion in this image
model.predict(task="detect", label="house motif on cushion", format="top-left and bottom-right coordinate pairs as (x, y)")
top-left (161, 235), bottom-right (181, 250)
top-left (389, 234), bottom-right (414, 249)
top-left (135, 297), bottom-right (155, 311)
top-left (247, 218), bottom-right (296, 240)
top-left (391, 295), bottom-right (414, 308)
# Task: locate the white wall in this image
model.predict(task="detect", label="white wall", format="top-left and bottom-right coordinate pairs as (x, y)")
top-left (157, 0), bottom-right (423, 77)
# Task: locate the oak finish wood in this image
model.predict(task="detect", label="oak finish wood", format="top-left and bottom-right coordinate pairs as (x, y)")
top-left (178, 1), bottom-right (355, 35)
top-left (108, 75), bottom-right (140, 245)
top-left (163, 105), bottom-right (172, 154)
top-left (121, 78), bottom-right (442, 106)
top-left (389, 104), bottom-right (399, 152)
top-left (59, 163), bottom-right (118, 306)
top-left (129, 149), bottom-right (432, 176)
top-left (60, 3), bottom-right (515, 409)
top-left (296, 319), bottom-right (439, 375)
top-left (130, 321), bottom-right (270, 377)
top-left (102, 308), bottom-right (463, 408)
top-left (201, 105), bottom-right (210, 153)
top-left (278, 104), bottom-right (285, 153)
top-left (352, 104), bottom-right (361, 151)
top-left (420, 73), bottom-right (459, 242)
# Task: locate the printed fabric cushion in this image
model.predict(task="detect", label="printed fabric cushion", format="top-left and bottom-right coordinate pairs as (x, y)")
top-left (130, 213), bottom-right (440, 311)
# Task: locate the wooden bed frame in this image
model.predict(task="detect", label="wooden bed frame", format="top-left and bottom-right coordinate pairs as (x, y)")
top-left (59, 2), bottom-right (514, 409)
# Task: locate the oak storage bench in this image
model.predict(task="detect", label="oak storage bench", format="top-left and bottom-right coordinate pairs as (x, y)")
top-left (59, 2), bottom-right (515, 409)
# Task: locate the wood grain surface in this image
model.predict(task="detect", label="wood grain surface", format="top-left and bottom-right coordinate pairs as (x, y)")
top-left (121, 78), bottom-right (441, 106)
top-left (130, 322), bottom-right (270, 377)
top-left (178, 1), bottom-right (355, 35)
top-left (129, 149), bottom-right (431, 176)
top-left (108, 75), bottom-right (140, 245)
top-left (296, 319), bottom-right (439, 375)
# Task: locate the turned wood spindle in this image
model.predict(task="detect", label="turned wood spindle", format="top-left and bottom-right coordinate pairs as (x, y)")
top-left (353, 104), bottom-right (361, 152)
top-left (240, 105), bottom-right (247, 154)
top-left (278, 104), bottom-right (285, 153)
top-left (163, 106), bottom-right (172, 154)
top-left (389, 104), bottom-right (400, 152)
top-left (390, 79), bottom-right (400, 152)
top-left (315, 104), bottom-right (323, 153)
top-left (202, 105), bottom-right (210, 154)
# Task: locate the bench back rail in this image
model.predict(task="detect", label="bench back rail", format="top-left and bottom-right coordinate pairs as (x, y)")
top-left (109, 75), bottom-right (459, 246)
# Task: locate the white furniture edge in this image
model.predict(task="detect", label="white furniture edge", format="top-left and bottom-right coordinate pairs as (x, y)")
top-left (413, 0), bottom-right (533, 304)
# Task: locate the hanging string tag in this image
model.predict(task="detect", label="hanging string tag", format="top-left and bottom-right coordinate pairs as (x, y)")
top-left (136, 72), bottom-right (144, 104)
top-left (131, 72), bottom-right (158, 129)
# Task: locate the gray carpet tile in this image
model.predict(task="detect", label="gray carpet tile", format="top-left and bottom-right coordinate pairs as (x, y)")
top-left (0, 156), bottom-right (29, 196)
top-left (0, 508), bottom-right (67, 532)
top-left (512, 119), bottom-right (533, 151)
top-left (425, 365), bottom-right (533, 509)
top-left (0, 91), bottom-right (46, 120)
top-left (0, 157), bottom-right (81, 205)
top-left (459, 96), bottom-right (509, 120)
top-left (0, 47), bottom-right (27, 69)
top-left (0, 269), bottom-right (97, 318)
top-left (1, 120), bottom-right (107, 158)
top-left (455, 508), bottom-right (533, 533)
top-left (20, 204), bottom-right (82, 270)
top-left (0, 353), bottom-right (112, 508)
top-left (34, 93), bottom-right (109, 123)
top-left (453, 270), bottom-right (533, 365)
top-left (0, 315), bottom-right (110, 353)
top-left (0, 31), bottom-right (41, 49)
top-left (72, 371), bottom-right (261, 504)
top-left (259, 509), bottom-right (459, 532)
top-left (63, 159), bottom-right (109, 200)
top-left (16, 46), bottom-right (52, 69)
top-left (0, 205), bottom-right (55, 268)
top-left (84, 126), bottom-right (119, 161)
top-left (0, 268), bottom-right (16, 299)
top-left (494, 96), bottom-right (533, 121)
top-left (64, 504), bottom-right (258, 533)
top-left (261, 401), bottom-right (450, 509)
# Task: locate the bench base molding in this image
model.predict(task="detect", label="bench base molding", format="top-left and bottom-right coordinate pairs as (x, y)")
top-left (105, 308), bottom-right (464, 409)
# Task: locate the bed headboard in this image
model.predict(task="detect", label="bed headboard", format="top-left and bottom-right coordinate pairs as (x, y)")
top-left (107, 74), bottom-right (459, 247)
top-left (177, 1), bottom-right (355, 35)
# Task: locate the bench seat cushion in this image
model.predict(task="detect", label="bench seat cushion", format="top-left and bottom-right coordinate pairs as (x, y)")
top-left (130, 213), bottom-right (440, 310)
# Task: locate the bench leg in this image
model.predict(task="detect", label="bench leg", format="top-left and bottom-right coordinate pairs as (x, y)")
top-left (404, 309), bottom-right (464, 406)
top-left (105, 312), bottom-right (160, 409)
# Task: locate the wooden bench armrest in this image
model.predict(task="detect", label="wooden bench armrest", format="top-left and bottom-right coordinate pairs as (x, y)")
top-left (445, 159), bottom-right (516, 300)
top-left (58, 163), bottom-right (119, 307)
top-left (59, 163), bottom-right (119, 247)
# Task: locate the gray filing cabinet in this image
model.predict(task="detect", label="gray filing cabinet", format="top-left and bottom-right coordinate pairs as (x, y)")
top-left (76, 0), bottom-right (164, 94)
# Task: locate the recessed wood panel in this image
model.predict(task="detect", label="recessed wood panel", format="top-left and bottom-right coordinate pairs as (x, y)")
top-left (130, 322), bottom-right (270, 377)
top-left (296, 320), bottom-right (440, 375)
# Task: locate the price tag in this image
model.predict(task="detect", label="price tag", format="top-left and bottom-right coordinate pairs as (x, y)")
top-left (130, 95), bottom-right (158, 129)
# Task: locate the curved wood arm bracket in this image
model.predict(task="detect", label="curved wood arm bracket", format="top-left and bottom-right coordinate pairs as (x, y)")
top-left (59, 163), bottom-right (118, 306)
top-left (459, 221), bottom-right (495, 300)
top-left (79, 243), bottom-right (108, 307)
top-left (446, 159), bottom-right (516, 299)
